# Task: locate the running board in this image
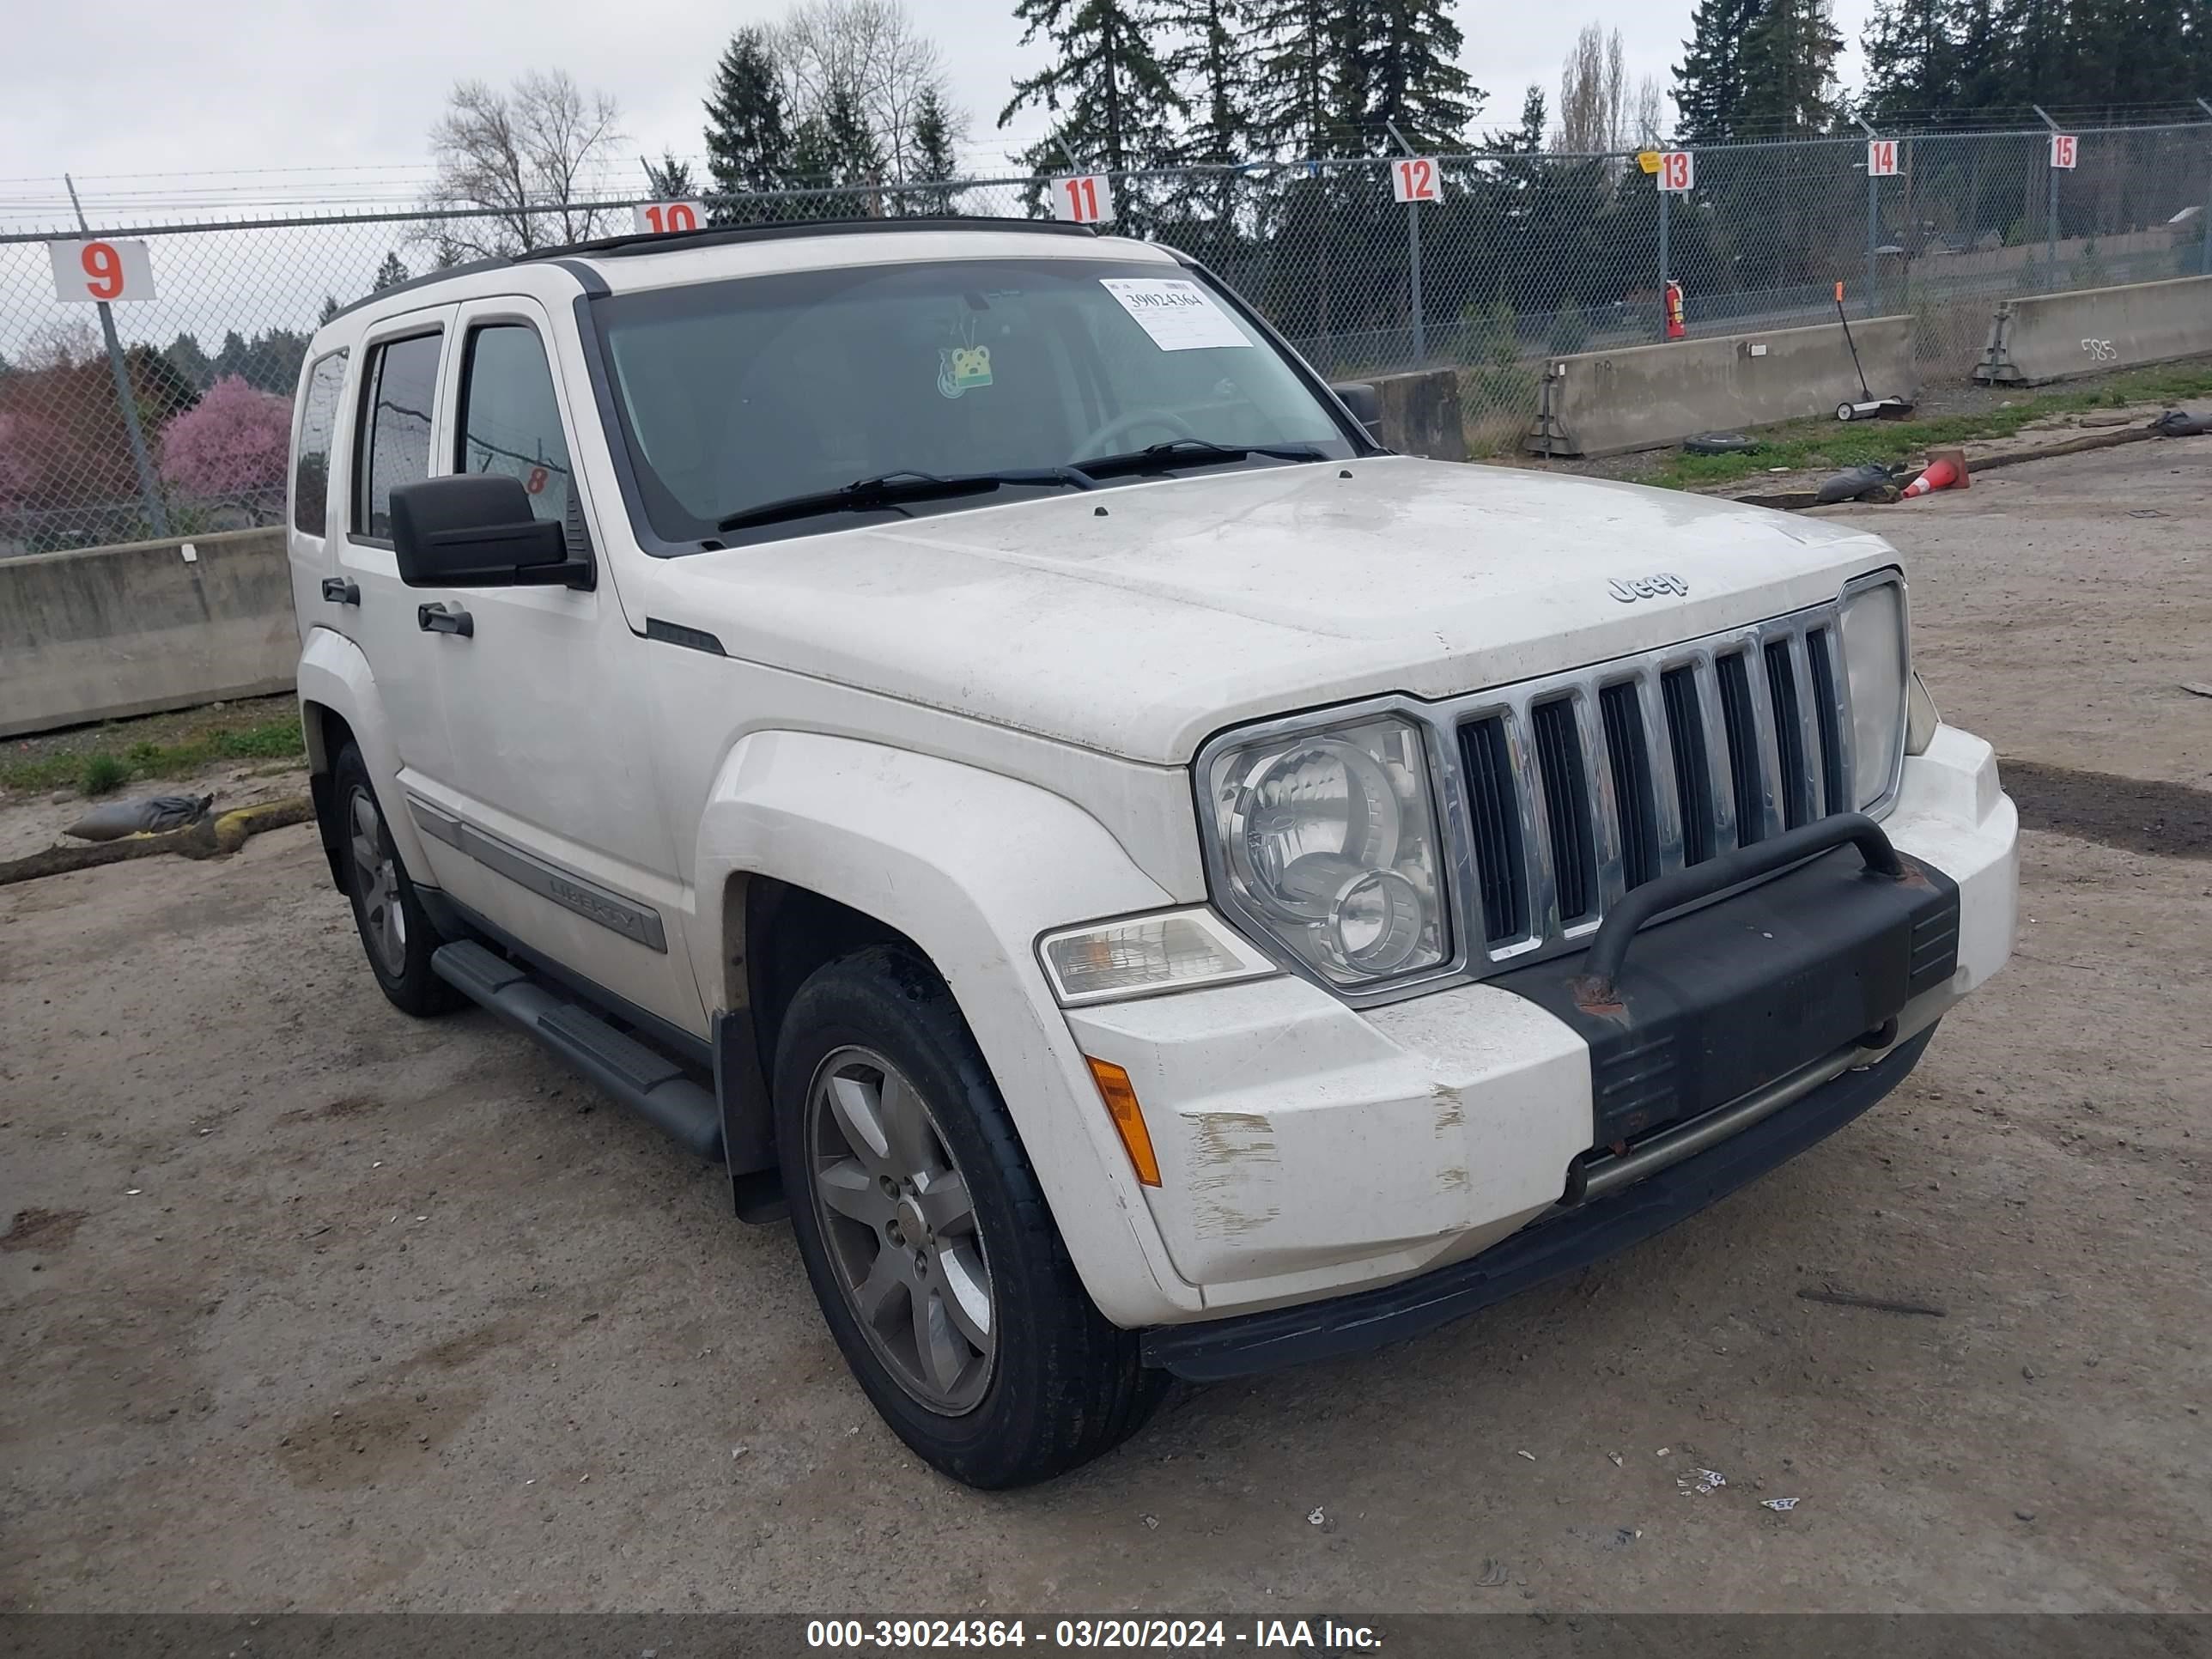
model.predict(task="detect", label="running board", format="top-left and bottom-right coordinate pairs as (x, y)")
top-left (432, 939), bottom-right (724, 1162)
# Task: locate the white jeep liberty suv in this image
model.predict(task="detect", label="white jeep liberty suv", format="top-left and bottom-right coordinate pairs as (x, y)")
top-left (285, 218), bottom-right (2018, 1488)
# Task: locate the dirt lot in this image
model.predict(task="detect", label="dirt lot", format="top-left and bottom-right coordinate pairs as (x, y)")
top-left (2, 443), bottom-right (2207, 1615)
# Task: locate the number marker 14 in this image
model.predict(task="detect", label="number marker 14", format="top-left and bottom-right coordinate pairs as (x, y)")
top-left (1054, 174), bottom-right (1114, 224)
top-left (1390, 157), bottom-right (1439, 204)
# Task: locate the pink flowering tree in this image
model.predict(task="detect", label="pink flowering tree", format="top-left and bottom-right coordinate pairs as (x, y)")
top-left (157, 374), bottom-right (292, 515)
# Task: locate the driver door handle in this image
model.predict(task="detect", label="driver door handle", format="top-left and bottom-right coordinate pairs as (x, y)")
top-left (321, 576), bottom-right (360, 605)
top-left (417, 602), bottom-right (474, 638)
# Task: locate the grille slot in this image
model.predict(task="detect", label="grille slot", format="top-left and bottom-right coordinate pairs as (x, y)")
top-left (1764, 638), bottom-right (1814, 829)
top-left (1660, 666), bottom-right (1716, 866)
top-left (1805, 627), bottom-right (1848, 815)
top-left (1599, 683), bottom-right (1661, 890)
top-left (1460, 716), bottom-right (1529, 944)
top-left (1716, 651), bottom-right (1766, 846)
top-left (1531, 698), bottom-right (1597, 924)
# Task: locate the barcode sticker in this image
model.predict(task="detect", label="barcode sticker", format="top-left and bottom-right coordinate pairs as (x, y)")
top-left (1098, 278), bottom-right (1251, 351)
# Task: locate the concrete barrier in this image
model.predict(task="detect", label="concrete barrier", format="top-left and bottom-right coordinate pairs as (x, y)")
top-left (1974, 274), bottom-right (2212, 386)
top-left (0, 528), bottom-right (297, 739)
top-left (1525, 315), bottom-right (1918, 459)
top-left (1370, 368), bottom-right (1468, 461)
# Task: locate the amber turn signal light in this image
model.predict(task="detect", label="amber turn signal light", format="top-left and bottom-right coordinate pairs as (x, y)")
top-left (1085, 1057), bottom-right (1161, 1187)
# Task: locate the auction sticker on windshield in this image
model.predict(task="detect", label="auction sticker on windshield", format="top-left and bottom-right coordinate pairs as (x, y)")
top-left (1098, 278), bottom-right (1251, 351)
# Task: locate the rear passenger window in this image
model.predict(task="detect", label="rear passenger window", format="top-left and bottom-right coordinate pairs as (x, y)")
top-left (457, 325), bottom-right (572, 524)
top-left (352, 331), bottom-right (441, 540)
top-left (292, 351), bottom-right (346, 536)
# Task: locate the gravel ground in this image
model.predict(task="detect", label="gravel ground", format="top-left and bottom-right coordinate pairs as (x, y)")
top-left (1, 443), bottom-right (2206, 1615)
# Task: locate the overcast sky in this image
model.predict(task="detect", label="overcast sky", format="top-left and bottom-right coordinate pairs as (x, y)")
top-left (3, 0), bottom-right (1880, 223)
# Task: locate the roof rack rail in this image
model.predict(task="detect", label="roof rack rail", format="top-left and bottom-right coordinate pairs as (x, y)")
top-left (514, 214), bottom-right (1101, 263)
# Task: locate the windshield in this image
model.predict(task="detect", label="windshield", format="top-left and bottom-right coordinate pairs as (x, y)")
top-left (591, 256), bottom-right (1357, 547)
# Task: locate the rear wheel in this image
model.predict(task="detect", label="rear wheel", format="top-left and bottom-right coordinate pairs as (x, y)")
top-left (332, 743), bottom-right (461, 1018)
top-left (775, 945), bottom-right (1163, 1487)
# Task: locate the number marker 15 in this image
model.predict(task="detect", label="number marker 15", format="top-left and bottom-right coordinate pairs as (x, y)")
top-left (1054, 174), bottom-right (1114, 224)
top-left (49, 238), bottom-right (156, 303)
top-left (1390, 157), bottom-right (1439, 204)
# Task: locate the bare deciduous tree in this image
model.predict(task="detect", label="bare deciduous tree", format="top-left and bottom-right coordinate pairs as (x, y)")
top-left (425, 70), bottom-right (627, 256)
top-left (1632, 75), bottom-right (1668, 144)
top-left (770, 0), bottom-right (966, 181)
top-left (1556, 23), bottom-right (1630, 153)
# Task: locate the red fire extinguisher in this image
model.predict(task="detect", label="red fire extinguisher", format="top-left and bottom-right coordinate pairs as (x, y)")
top-left (1664, 279), bottom-right (1686, 341)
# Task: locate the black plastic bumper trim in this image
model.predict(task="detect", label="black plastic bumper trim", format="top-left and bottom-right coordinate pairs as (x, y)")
top-left (1138, 1024), bottom-right (1934, 1382)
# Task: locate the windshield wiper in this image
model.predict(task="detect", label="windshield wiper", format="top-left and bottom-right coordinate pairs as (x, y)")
top-left (714, 467), bottom-right (1092, 532)
top-left (1073, 439), bottom-right (1327, 479)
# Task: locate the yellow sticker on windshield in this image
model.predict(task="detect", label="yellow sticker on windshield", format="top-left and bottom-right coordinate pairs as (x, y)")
top-left (938, 345), bottom-right (994, 398)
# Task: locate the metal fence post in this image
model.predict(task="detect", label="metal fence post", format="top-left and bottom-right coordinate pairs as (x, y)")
top-left (2199, 100), bottom-right (2212, 276)
top-left (64, 174), bottom-right (171, 541)
top-left (2033, 107), bottom-right (2060, 286)
top-left (1386, 123), bottom-right (1425, 367)
top-left (1657, 187), bottom-right (1671, 333)
top-left (1855, 117), bottom-right (1881, 307)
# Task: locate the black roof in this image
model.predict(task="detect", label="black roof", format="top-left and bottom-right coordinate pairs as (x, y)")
top-left (321, 216), bottom-right (1102, 327)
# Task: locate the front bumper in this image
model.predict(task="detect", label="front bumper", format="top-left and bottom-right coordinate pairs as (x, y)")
top-left (1065, 723), bottom-right (2016, 1328)
top-left (1141, 1025), bottom-right (1934, 1380)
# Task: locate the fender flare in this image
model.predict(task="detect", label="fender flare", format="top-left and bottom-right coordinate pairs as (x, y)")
top-left (693, 729), bottom-right (1204, 1325)
top-left (295, 625), bottom-right (438, 886)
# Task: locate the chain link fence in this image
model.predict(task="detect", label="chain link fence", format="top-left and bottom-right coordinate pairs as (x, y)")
top-left (5, 118), bottom-right (2209, 556)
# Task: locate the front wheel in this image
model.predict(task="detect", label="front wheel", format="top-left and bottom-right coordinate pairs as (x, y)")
top-left (331, 742), bottom-right (462, 1018)
top-left (774, 945), bottom-right (1163, 1487)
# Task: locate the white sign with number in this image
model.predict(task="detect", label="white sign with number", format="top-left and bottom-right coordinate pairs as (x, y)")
top-left (2050, 133), bottom-right (2078, 169)
top-left (1389, 157), bottom-right (1440, 204)
top-left (1052, 174), bottom-right (1114, 224)
top-left (1867, 138), bottom-right (1899, 177)
top-left (1657, 150), bottom-right (1696, 193)
top-left (632, 201), bottom-right (705, 234)
top-left (49, 238), bottom-right (156, 303)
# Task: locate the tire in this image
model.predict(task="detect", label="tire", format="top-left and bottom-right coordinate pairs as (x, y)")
top-left (774, 945), bottom-right (1164, 1488)
top-left (331, 742), bottom-right (462, 1018)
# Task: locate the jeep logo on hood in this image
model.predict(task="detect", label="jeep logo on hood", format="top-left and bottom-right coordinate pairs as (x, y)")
top-left (1608, 573), bottom-right (1690, 603)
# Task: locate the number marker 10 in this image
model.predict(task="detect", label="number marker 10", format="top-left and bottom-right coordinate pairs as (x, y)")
top-left (49, 238), bottom-right (157, 303)
top-left (1053, 174), bottom-right (1114, 224)
top-left (632, 201), bottom-right (703, 234)
top-left (1390, 158), bottom-right (1439, 204)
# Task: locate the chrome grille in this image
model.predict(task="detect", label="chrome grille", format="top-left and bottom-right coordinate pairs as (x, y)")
top-left (1452, 602), bottom-right (1860, 965)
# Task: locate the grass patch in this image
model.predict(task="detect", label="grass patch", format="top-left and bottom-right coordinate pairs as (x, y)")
top-left (1642, 362), bottom-right (2212, 491)
top-left (2, 715), bottom-right (305, 798)
top-left (79, 754), bottom-right (130, 796)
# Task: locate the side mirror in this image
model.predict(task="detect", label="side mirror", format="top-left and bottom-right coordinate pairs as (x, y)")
top-left (1329, 381), bottom-right (1387, 446)
top-left (390, 475), bottom-right (592, 590)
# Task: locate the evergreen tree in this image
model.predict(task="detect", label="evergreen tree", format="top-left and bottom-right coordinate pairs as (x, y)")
top-left (372, 251), bottom-right (411, 292)
top-left (1858, 0), bottom-right (1960, 120)
top-left (704, 26), bottom-right (793, 216)
top-left (1000, 0), bottom-right (1187, 174)
top-left (904, 82), bottom-right (963, 214)
top-left (1341, 0), bottom-right (1481, 154)
top-left (1735, 0), bottom-right (1844, 135)
top-left (1249, 0), bottom-right (1352, 155)
top-left (1948, 0), bottom-right (2008, 111)
top-left (1672, 0), bottom-right (1764, 142)
top-left (319, 295), bottom-right (341, 325)
top-left (823, 79), bottom-right (889, 189)
top-left (1166, 0), bottom-right (1251, 167)
top-left (642, 150), bottom-right (697, 198)
top-left (1995, 0), bottom-right (2070, 108)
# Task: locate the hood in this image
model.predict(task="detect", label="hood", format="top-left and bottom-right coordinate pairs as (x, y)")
top-left (659, 456), bottom-right (1896, 766)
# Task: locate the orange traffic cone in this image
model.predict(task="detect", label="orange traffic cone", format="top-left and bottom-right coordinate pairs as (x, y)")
top-left (1902, 449), bottom-right (1970, 497)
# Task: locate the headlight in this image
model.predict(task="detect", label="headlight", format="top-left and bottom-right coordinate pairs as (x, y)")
top-left (1838, 574), bottom-right (1909, 811)
top-left (1200, 714), bottom-right (1449, 988)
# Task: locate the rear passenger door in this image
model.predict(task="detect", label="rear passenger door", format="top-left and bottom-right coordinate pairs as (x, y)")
top-left (408, 295), bottom-right (703, 1036)
top-left (332, 308), bottom-right (460, 799)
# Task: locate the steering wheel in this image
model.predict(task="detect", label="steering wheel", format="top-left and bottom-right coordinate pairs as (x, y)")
top-left (1072, 406), bottom-right (1203, 462)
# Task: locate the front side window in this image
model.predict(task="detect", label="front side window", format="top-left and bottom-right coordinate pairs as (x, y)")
top-left (456, 324), bottom-right (572, 525)
top-left (292, 350), bottom-right (347, 536)
top-left (592, 257), bottom-right (1355, 546)
top-left (351, 331), bottom-right (441, 540)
